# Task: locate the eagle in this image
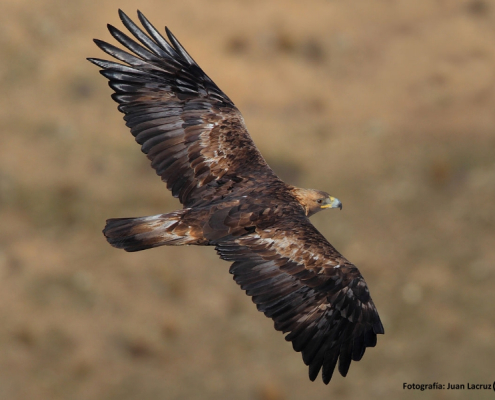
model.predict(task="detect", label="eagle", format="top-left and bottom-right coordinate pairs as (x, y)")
top-left (88, 10), bottom-right (384, 384)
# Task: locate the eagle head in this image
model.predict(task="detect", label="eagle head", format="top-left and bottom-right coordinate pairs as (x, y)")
top-left (290, 188), bottom-right (342, 217)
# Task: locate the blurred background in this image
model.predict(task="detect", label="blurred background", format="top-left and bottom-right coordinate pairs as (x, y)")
top-left (1, 0), bottom-right (495, 399)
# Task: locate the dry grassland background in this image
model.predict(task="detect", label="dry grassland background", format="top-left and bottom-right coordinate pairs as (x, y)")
top-left (1, 0), bottom-right (495, 399)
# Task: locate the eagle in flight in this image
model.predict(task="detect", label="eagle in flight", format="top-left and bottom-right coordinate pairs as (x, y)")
top-left (88, 10), bottom-right (383, 384)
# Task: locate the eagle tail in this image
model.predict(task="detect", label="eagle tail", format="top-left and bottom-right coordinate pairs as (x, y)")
top-left (103, 210), bottom-right (199, 252)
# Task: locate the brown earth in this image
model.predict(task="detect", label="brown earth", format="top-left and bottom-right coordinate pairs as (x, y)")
top-left (1, 1), bottom-right (495, 399)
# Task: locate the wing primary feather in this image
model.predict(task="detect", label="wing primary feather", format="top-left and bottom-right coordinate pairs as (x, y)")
top-left (364, 329), bottom-right (377, 347)
top-left (109, 81), bottom-right (141, 93)
top-left (100, 69), bottom-right (146, 83)
top-left (93, 39), bottom-right (148, 67)
top-left (313, 318), bottom-right (348, 383)
top-left (374, 320), bottom-right (385, 334)
top-left (107, 24), bottom-right (160, 62)
top-left (308, 338), bottom-right (329, 382)
top-left (137, 10), bottom-right (178, 58)
top-left (351, 331), bottom-right (366, 361)
top-left (321, 349), bottom-right (340, 384)
top-left (87, 58), bottom-right (137, 74)
top-left (165, 27), bottom-right (197, 66)
top-left (302, 317), bottom-right (336, 366)
top-left (337, 340), bottom-right (353, 377)
top-left (118, 9), bottom-right (171, 59)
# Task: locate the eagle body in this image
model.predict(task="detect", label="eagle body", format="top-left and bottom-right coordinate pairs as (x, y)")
top-left (89, 10), bottom-right (383, 385)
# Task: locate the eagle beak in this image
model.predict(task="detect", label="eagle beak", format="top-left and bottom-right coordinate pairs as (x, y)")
top-left (321, 196), bottom-right (342, 210)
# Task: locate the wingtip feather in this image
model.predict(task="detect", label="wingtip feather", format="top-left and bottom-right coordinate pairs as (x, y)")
top-left (117, 8), bottom-right (126, 20)
top-left (165, 26), bottom-right (196, 65)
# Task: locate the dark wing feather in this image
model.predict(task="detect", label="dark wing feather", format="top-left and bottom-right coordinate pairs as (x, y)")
top-left (88, 10), bottom-right (278, 207)
top-left (216, 217), bottom-right (384, 384)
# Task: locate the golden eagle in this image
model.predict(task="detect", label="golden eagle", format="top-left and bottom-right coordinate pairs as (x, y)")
top-left (88, 10), bottom-right (383, 384)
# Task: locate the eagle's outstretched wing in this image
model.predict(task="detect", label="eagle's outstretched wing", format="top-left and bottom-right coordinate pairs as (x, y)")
top-left (216, 216), bottom-right (384, 384)
top-left (88, 10), bottom-right (278, 208)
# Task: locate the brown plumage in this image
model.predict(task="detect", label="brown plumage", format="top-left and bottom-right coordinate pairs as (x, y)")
top-left (88, 10), bottom-right (383, 384)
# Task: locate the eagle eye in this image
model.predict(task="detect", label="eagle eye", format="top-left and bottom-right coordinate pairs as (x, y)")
top-left (317, 199), bottom-right (323, 204)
